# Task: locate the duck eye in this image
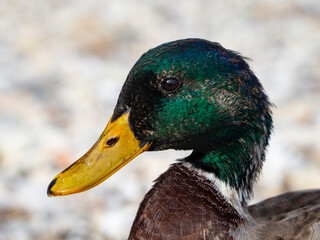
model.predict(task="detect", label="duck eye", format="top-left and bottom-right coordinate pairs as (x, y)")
top-left (162, 78), bottom-right (180, 92)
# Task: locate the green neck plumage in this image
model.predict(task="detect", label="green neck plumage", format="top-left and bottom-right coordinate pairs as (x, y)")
top-left (149, 94), bottom-right (272, 203)
top-left (184, 121), bottom-right (270, 203)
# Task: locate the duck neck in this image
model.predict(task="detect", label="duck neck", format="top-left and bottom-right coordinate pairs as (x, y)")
top-left (184, 131), bottom-right (268, 204)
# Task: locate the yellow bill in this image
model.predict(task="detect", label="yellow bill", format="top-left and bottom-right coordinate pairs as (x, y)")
top-left (47, 112), bottom-right (151, 196)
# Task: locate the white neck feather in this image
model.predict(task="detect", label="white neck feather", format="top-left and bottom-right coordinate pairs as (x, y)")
top-left (182, 162), bottom-right (251, 219)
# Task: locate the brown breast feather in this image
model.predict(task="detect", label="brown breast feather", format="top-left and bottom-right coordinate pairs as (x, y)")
top-left (127, 163), bottom-right (320, 240)
top-left (128, 163), bottom-right (243, 240)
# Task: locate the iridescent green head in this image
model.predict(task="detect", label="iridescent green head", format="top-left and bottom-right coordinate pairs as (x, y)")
top-left (113, 38), bottom-right (273, 198)
top-left (48, 38), bottom-right (272, 200)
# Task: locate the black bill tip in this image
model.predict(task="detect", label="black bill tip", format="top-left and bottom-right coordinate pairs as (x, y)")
top-left (47, 178), bottom-right (58, 197)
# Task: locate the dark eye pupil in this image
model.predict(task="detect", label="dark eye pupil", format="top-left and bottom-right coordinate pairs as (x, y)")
top-left (162, 78), bottom-right (179, 92)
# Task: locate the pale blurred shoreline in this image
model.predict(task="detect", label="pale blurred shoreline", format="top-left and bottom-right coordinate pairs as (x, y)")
top-left (0, 1), bottom-right (319, 239)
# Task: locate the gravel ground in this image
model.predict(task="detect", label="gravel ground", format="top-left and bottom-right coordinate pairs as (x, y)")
top-left (0, 1), bottom-right (320, 239)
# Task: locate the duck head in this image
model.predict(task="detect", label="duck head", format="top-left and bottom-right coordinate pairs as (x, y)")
top-left (48, 39), bottom-right (272, 201)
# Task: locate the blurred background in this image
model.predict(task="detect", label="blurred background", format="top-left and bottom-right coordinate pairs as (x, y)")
top-left (0, 0), bottom-right (320, 239)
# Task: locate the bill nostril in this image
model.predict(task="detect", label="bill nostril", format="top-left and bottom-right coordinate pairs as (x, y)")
top-left (106, 137), bottom-right (118, 147)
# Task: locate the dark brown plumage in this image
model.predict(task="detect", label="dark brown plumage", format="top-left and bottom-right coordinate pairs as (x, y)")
top-left (129, 163), bottom-right (242, 240)
top-left (129, 163), bottom-right (320, 240)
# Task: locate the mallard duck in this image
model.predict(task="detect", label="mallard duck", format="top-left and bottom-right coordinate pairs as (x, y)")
top-left (48, 39), bottom-right (320, 240)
